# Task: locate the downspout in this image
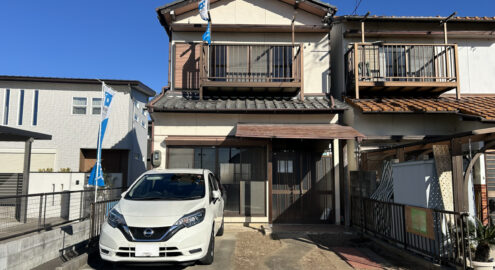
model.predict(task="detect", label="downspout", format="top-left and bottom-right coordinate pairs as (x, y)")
top-left (323, 8), bottom-right (337, 96)
top-left (168, 30), bottom-right (173, 90)
top-left (147, 87), bottom-right (167, 155)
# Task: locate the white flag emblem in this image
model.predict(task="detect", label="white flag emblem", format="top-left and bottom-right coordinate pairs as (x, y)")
top-left (199, 0), bottom-right (209, 21)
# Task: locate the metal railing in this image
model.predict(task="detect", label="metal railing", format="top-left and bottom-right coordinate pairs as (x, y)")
top-left (0, 187), bottom-right (123, 241)
top-left (346, 43), bottom-right (458, 87)
top-left (200, 44), bottom-right (302, 84)
top-left (351, 196), bottom-right (470, 269)
top-left (90, 199), bottom-right (119, 239)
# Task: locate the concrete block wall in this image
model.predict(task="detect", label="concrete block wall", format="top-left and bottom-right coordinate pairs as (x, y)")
top-left (0, 220), bottom-right (91, 270)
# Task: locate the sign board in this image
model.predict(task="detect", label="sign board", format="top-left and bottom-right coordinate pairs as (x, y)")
top-left (405, 205), bottom-right (435, 240)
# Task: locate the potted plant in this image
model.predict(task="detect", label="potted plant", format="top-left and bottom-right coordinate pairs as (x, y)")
top-left (471, 218), bottom-right (495, 270)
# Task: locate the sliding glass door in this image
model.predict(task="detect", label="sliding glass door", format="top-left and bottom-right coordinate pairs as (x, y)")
top-left (168, 146), bottom-right (267, 217)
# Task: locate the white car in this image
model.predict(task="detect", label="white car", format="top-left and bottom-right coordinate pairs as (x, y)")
top-left (99, 169), bottom-right (225, 265)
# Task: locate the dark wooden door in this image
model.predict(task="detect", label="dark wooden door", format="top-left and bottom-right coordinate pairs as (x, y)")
top-left (272, 150), bottom-right (334, 223)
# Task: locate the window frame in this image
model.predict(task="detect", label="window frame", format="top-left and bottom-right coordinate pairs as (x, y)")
top-left (17, 89), bottom-right (24, 126)
top-left (91, 97), bottom-right (102, 115)
top-left (3, 89), bottom-right (10, 125)
top-left (72, 97), bottom-right (88, 115)
top-left (32, 90), bottom-right (39, 126)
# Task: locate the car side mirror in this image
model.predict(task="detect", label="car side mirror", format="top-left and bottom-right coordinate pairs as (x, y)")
top-left (121, 191), bottom-right (127, 198)
top-left (212, 190), bottom-right (221, 200)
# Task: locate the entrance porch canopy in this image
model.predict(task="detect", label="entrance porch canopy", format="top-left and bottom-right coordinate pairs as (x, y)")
top-left (0, 126), bottom-right (51, 222)
top-left (0, 125), bottom-right (51, 141)
top-left (235, 123), bottom-right (365, 140)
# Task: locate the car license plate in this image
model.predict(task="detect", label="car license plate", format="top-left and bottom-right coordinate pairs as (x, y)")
top-left (135, 244), bottom-right (160, 257)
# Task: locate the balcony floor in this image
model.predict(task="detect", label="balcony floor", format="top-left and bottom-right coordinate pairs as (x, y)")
top-left (358, 81), bottom-right (458, 96)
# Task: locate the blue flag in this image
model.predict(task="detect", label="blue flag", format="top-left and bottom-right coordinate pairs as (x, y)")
top-left (88, 83), bottom-right (115, 187)
top-left (202, 22), bottom-right (211, 45)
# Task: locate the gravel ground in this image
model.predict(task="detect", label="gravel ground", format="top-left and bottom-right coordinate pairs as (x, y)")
top-left (233, 231), bottom-right (283, 270)
top-left (300, 247), bottom-right (354, 270)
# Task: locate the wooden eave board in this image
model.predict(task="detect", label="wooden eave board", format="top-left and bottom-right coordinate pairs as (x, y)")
top-left (170, 24), bottom-right (329, 33)
top-left (235, 124), bottom-right (365, 140)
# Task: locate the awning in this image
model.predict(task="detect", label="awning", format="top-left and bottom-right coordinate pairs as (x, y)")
top-left (235, 123), bottom-right (365, 140)
top-left (0, 126), bottom-right (51, 141)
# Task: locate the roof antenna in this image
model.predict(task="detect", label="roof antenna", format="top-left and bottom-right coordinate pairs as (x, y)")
top-left (440, 12), bottom-right (457, 44)
top-left (360, 12), bottom-right (370, 43)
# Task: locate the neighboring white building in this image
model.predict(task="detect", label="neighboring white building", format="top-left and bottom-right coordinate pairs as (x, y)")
top-left (0, 76), bottom-right (155, 187)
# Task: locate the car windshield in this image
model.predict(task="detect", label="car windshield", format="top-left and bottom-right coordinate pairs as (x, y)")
top-left (125, 173), bottom-right (205, 201)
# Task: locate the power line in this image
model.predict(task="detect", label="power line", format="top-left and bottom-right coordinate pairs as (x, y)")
top-left (352, 0), bottom-right (363, 15)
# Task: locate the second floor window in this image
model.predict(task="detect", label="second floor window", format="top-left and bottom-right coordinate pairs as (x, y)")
top-left (92, 98), bottom-right (102, 115)
top-left (72, 97), bottom-right (87, 115)
top-left (18, 90), bottom-right (24, 125)
top-left (3, 89), bottom-right (10, 125)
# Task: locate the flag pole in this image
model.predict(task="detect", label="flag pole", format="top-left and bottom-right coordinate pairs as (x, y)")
top-left (94, 81), bottom-right (105, 204)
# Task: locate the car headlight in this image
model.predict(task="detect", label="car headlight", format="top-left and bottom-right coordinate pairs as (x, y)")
top-left (173, 208), bottom-right (206, 228)
top-left (107, 208), bottom-right (127, 228)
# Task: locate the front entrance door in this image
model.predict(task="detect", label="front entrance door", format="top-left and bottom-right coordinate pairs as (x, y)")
top-left (272, 150), bottom-right (334, 223)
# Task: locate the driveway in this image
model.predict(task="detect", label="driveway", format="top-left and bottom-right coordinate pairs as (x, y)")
top-left (80, 225), bottom-right (420, 270)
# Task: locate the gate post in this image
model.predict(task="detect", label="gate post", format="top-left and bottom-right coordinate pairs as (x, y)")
top-left (402, 205), bottom-right (408, 249)
top-left (90, 203), bottom-right (95, 239)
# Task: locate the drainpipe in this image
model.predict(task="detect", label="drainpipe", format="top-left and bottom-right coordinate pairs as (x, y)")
top-left (147, 87), bottom-right (167, 158)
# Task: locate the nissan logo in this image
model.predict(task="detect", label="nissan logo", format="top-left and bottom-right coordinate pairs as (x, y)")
top-left (143, 228), bottom-right (154, 238)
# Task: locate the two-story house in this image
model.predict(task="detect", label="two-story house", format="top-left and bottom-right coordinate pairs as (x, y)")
top-left (149, 0), bottom-right (364, 224)
top-left (330, 16), bottom-right (495, 220)
top-left (0, 76), bottom-right (155, 188)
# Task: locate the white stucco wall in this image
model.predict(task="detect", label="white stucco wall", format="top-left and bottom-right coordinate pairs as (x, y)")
top-left (0, 81), bottom-right (150, 185)
top-left (175, 0), bottom-right (323, 26)
top-left (0, 149), bottom-right (56, 173)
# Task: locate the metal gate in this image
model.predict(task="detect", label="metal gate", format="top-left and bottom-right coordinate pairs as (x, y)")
top-left (272, 150), bottom-right (334, 223)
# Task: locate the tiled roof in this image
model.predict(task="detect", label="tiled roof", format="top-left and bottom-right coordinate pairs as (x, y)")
top-left (339, 15), bottom-right (495, 22)
top-left (150, 92), bottom-right (347, 113)
top-left (345, 96), bottom-right (495, 121)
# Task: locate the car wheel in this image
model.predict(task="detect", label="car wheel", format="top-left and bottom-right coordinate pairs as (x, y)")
top-left (216, 217), bottom-right (224, 236)
top-left (199, 227), bottom-right (215, 265)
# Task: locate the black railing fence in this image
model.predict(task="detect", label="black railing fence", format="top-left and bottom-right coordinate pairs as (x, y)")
top-left (0, 187), bottom-right (123, 241)
top-left (351, 196), bottom-right (471, 269)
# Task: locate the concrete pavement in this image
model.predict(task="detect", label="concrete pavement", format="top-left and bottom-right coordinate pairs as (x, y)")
top-left (76, 224), bottom-right (428, 270)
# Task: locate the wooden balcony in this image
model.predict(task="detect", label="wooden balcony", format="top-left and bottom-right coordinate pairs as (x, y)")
top-left (199, 44), bottom-right (303, 98)
top-left (346, 43), bottom-right (460, 99)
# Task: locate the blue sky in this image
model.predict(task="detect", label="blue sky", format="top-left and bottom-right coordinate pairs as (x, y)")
top-left (0, 0), bottom-right (493, 94)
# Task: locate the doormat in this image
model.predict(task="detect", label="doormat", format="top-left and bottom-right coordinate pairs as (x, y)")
top-left (332, 247), bottom-right (383, 269)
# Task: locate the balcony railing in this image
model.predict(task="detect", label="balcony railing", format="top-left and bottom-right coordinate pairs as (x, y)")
top-left (199, 44), bottom-right (302, 97)
top-left (346, 43), bottom-right (460, 99)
